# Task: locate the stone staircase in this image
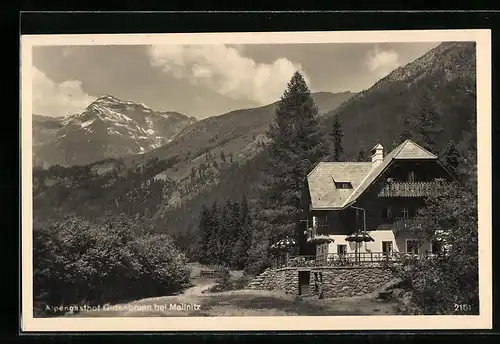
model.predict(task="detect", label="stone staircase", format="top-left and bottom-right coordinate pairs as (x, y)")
top-left (247, 268), bottom-right (275, 290)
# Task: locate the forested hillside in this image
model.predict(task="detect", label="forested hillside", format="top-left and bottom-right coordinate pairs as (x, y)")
top-left (158, 41), bottom-right (478, 252)
top-left (32, 42), bottom-right (477, 265)
top-left (32, 92), bottom-right (351, 226)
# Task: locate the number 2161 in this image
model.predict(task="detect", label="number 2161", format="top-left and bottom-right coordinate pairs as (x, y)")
top-left (454, 304), bottom-right (471, 312)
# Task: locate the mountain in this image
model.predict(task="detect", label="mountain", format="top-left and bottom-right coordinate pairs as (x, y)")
top-left (32, 95), bottom-right (197, 167)
top-left (323, 41), bottom-right (476, 158)
top-left (32, 41), bottom-right (477, 246)
top-left (32, 91), bottom-right (354, 224)
top-left (135, 91), bottom-right (354, 172)
top-left (156, 41), bottom-right (478, 241)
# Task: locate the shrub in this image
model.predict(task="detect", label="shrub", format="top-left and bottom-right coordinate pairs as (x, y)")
top-left (390, 181), bottom-right (478, 315)
top-left (33, 214), bottom-right (191, 315)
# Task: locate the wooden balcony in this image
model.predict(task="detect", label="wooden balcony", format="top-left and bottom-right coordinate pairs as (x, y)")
top-left (271, 252), bottom-right (439, 269)
top-left (392, 217), bottom-right (426, 237)
top-left (378, 181), bottom-right (443, 198)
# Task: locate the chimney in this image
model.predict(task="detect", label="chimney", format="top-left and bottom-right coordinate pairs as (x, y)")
top-left (371, 144), bottom-right (384, 167)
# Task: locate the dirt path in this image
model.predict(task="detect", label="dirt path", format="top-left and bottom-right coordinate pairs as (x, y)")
top-left (183, 283), bottom-right (216, 296)
top-left (70, 283), bottom-right (402, 317)
top-left (67, 264), bottom-right (403, 317)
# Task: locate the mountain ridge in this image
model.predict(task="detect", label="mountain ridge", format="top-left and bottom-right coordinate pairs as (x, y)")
top-left (32, 42), bottom-right (477, 245)
top-left (32, 95), bottom-right (197, 168)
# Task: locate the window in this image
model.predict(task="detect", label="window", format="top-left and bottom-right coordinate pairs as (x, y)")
top-left (382, 207), bottom-right (393, 221)
top-left (408, 171), bottom-right (416, 182)
top-left (410, 207), bottom-right (422, 218)
top-left (431, 241), bottom-right (442, 254)
top-left (316, 215), bottom-right (329, 230)
top-left (382, 241), bottom-right (393, 254)
top-left (401, 208), bottom-right (409, 218)
top-left (406, 239), bottom-right (420, 254)
top-left (337, 244), bottom-right (347, 255)
top-left (335, 181), bottom-right (352, 189)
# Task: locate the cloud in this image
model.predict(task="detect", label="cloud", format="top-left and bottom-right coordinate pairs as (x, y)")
top-left (365, 47), bottom-right (401, 78)
top-left (146, 44), bottom-right (308, 105)
top-left (32, 67), bottom-right (96, 117)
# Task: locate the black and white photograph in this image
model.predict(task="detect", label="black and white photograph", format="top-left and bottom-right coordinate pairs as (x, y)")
top-left (21, 29), bottom-right (492, 331)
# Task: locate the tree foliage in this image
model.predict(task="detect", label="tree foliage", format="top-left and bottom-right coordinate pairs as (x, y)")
top-left (194, 196), bottom-right (253, 269)
top-left (331, 116), bottom-right (344, 161)
top-left (392, 119), bottom-right (478, 314)
top-left (33, 213), bottom-right (191, 316)
top-left (247, 71), bottom-right (329, 273)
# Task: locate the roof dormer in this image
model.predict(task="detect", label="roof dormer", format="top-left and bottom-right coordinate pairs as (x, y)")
top-left (334, 181), bottom-right (353, 189)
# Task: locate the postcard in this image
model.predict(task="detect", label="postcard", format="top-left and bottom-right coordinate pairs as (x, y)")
top-left (21, 29), bottom-right (492, 332)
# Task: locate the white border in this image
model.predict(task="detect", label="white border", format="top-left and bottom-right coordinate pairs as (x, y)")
top-left (21, 29), bottom-right (492, 332)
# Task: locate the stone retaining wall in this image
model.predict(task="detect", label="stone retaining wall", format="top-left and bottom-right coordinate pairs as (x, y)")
top-left (249, 266), bottom-right (394, 298)
top-left (309, 266), bottom-right (394, 298)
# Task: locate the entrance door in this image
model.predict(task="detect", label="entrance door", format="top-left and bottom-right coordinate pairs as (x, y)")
top-left (298, 271), bottom-right (310, 296)
top-left (382, 241), bottom-right (393, 254)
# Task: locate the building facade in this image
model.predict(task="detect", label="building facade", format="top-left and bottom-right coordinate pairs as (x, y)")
top-left (301, 140), bottom-right (454, 264)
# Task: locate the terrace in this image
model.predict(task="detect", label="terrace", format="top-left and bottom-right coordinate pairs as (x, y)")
top-left (270, 252), bottom-right (440, 269)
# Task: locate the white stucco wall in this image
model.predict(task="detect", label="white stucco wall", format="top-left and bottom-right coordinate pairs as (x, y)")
top-left (319, 230), bottom-right (432, 255)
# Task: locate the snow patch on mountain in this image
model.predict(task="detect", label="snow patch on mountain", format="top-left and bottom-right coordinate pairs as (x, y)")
top-left (80, 119), bottom-right (95, 128)
top-left (33, 94), bottom-right (196, 167)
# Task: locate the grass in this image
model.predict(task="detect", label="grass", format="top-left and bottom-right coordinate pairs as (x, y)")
top-left (62, 263), bottom-right (403, 317)
top-left (68, 288), bottom-right (402, 317)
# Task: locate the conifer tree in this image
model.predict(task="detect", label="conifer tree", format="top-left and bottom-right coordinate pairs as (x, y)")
top-left (220, 150), bottom-right (226, 162)
top-left (205, 202), bottom-right (221, 264)
top-left (248, 71), bottom-right (329, 272)
top-left (217, 199), bottom-right (238, 265)
top-left (231, 195), bottom-right (253, 269)
top-left (442, 140), bottom-right (460, 170)
top-left (331, 116), bottom-right (344, 161)
top-left (195, 205), bottom-right (211, 264)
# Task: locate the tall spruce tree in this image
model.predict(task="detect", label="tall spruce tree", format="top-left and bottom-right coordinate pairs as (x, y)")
top-left (195, 205), bottom-right (211, 264)
top-left (231, 195), bottom-right (253, 269)
top-left (206, 201), bottom-right (221, 264)
top-left (331, 116), bottom-right (344, 161)
top-left (248, 71), bottom-right (328, 273)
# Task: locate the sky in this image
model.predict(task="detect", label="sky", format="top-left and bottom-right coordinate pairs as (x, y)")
top-left (32, 42), bottom-right (441, 119)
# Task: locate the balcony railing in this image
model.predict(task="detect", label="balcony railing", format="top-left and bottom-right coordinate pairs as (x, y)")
top-left (270, 252), bottom-right (440, 269)
top-left (393, 217), bottom-right (427, 237)
top-left (378, 181), bottom-right (443, 198)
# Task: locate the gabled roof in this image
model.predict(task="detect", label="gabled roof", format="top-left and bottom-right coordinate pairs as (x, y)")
top-left (307, 162), bottom-right (372, 209)
top-left (392, 140), bottom-right (437, 160)
top-left (307, 139), bottom-right (439, 210)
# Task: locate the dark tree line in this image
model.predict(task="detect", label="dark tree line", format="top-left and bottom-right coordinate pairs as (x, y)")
top-left (195, 195), bottom-right (253, 270)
